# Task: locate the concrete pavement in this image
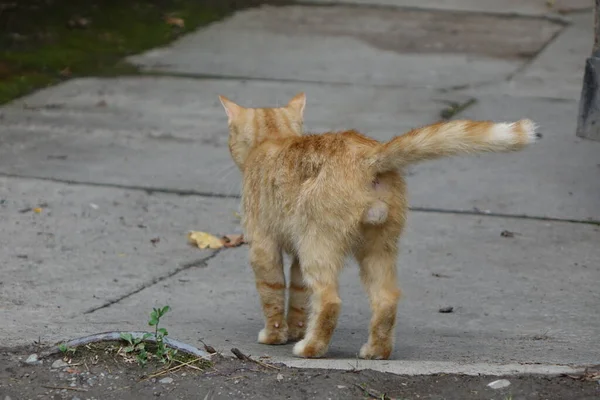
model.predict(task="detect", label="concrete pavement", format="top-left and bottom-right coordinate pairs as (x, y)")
top-left (1, 0), bottom-right (599, 372)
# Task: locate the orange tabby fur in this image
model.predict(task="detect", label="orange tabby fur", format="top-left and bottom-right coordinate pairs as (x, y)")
top-left (219, 93), bottom-right (537, 359)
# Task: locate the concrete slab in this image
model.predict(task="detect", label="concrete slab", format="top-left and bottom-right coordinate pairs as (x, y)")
top-left (302, 0), bottom-right (591, 17)
top-left (34, 194), bottom-right (598, 365)
top-left (0, 76), bottom-right (466, 195)
top-left (463, 13), bottom-right (592, 101)
top-left (127, 5), bottom-right (562, 88)
top-left (0, 176), bottom-right (240, 347)
top-left (1, 77), bottom-right (598, 222)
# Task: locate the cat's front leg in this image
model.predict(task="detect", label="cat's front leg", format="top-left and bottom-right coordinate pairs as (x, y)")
top-left (287, 256), bottom-right (309, 342)
top-left (250, 237), bottom-right (288, 345)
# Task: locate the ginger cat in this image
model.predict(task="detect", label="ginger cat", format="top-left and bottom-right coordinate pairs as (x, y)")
top-left (218, 92), bottom-right (537, 359)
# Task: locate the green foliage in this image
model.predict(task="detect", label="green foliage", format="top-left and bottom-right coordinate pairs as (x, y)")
top-left (149, 305), bottom-right (177, 364)
top-left (57, 343), bottom-right (76, 355)
top-left (119, 305), bottom-right (176, 366)
top-left (0, 0), bottom-right (228, 104)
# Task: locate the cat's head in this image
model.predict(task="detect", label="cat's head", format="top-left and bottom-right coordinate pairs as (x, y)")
top-left (218, 92), bottom-right (306, 170)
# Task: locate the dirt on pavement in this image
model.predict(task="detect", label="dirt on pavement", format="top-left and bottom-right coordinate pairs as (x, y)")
top-left (1, 345), bottom-right (599, 400)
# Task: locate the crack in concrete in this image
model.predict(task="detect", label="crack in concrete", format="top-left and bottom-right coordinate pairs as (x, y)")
top-left (134, 70), bottom-right (500, 91)
top-left (2, 173), bottom-right (598, 226)
top-left (505, 24), bottom-right (568, 81)
top-left (83, 251), bottom-right (222, 314)
top-left (410, 207), bottom-right (600, 226)
top-left (438, 26), bottom-right (568, 94)
top-left (0, 172), bottom-right (239, 198)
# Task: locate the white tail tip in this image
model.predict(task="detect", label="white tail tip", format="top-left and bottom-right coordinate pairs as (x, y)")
top-left (518, 119), bottom-right (540, 144)
top-left (490, 119), bottom-right (539, 148)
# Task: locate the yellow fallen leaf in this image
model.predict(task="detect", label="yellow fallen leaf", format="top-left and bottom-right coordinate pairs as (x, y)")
top-left (33, 207), bottom-right (42, 213)
top-left (188, 231), bottom-right (223, 249)
top-left (165, 16), bottom-right (185, 28)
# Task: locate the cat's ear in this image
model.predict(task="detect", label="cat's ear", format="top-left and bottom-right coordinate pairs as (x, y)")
top-left (219, 95), bottom-right (241, 123)
top-left (287, 92), bottom-right (306, 116)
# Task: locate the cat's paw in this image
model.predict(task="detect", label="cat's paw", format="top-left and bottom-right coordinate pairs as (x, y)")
top-left (286, 320), bottom-right (306, 342)
top-left (292, 338), bottom-right (327, 358)
top-left (359, 342), bottom-right (392, 360)
top-left (257, 323), bottom-right (288, 345)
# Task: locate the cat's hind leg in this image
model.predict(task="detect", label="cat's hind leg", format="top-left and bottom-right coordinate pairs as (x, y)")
top-left (287, 256), bottom-right (310, 342)
top-left (250, 235), bottom-right (288, 345)
top-left (292, 241), bottom-right (345, 358)
top-left (355, 225), bottom-right (402, 360)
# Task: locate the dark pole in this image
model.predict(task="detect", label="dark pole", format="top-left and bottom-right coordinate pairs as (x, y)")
top-left (595, 0), bottom-right (600, 54)
top-left (575, 3), bottom-right (600, 141)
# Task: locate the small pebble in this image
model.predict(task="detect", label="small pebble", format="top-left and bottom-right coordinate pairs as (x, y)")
top-left (487, 379), bottom-right (511, 389)
top-left (52, 359), bottom-right (69, 369)
top-left (159, 377), bottom-right (174, 384)
top-left (500, 230), bottom-right (515, 238)
top-left (439, 306), bottom-right (454, 313)
top-left (276, 373), bottom-right (283, 382)
top-left (24, 354), bottom-right (41, 365)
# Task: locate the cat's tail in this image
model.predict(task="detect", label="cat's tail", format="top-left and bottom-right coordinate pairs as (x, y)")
top-left (369, 119), bottom-right (538, 172)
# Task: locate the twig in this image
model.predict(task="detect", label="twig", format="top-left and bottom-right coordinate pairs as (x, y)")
top-left (173, 358), bottom-right (205, 371)
top-left (439, 98), bottom-right (478, 120)
top-left (199, 338), bottom-right (217, 354)
top-left (145, 357), bottom-right (204, 380)
top-left (230, 348), bottom-right (280, 370)
top-left (42, 386), bottom-right (88, 392)
top-left (353, 383), bottom-right (393, 400)
top-left (225, 375), bottom-right (248, 381)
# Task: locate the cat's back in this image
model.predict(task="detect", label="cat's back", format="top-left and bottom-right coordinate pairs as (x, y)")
top-left (246, 130), bottom-right (377, 186)
top-left (243, 130), bottom-right (379, 229)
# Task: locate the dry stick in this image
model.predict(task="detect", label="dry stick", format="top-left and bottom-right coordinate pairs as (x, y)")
top-left (353, 383), bottom-right (393, 400)
top-left (145, 357), bottom-right (204, 380)
top-left (225, 375), bottom-right (248, 381)
top-left (171, 357), bottom-right (212, 373)
top-left (230, 348), bottom-right (280, 370)
top-left (199, 338), bottom-right (217, 354)
top-left (42, 386), bottom-right (88, 392)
